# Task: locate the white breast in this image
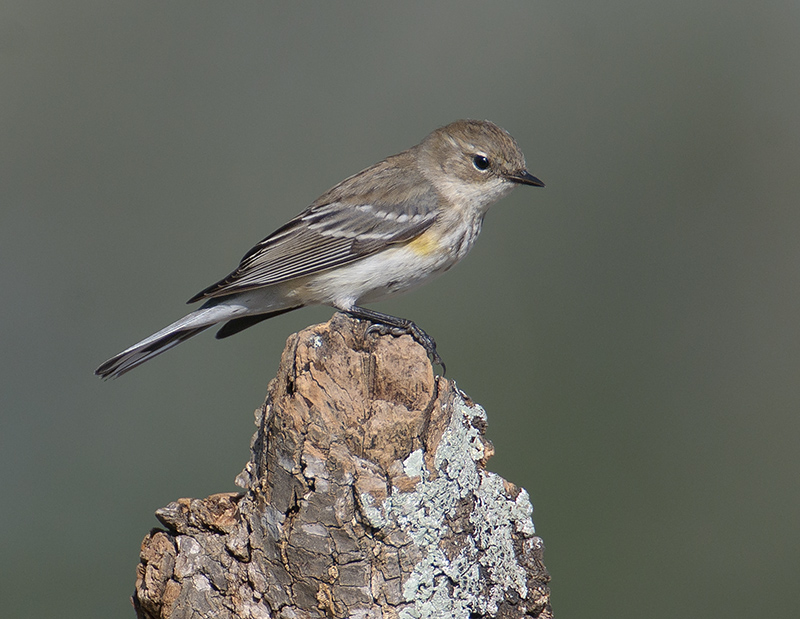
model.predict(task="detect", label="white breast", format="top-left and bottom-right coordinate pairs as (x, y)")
top-left (300, 214), bottom-right (483, 309)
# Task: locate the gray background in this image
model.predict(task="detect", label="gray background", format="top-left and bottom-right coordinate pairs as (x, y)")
top-left (3, 2), bottom-right (799, 617)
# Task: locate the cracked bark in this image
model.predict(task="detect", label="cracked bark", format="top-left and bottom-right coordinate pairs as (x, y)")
top-left (133, 313), bottom-right (552, 619)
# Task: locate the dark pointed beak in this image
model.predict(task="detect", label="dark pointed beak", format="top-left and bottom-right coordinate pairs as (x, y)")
top-left (506, 170), bottom-right (545, 187)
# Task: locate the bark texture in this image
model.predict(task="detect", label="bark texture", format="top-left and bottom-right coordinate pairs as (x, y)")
top-left (133, 314), bottom-right (552, 618)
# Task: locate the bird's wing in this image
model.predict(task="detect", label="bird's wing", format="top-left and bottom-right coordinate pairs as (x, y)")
top-left (188, 193), bottom-right (439, 303)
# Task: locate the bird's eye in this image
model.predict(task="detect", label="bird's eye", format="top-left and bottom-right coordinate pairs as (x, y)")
top-left (472, 154), bottom-right (490, 171)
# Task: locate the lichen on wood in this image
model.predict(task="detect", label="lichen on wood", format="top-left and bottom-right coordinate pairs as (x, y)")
top-left (133, 314), bottom-right (552, 618)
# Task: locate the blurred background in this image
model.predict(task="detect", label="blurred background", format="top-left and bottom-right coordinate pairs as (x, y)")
top-left (2, 2), bottom-right (799, 617)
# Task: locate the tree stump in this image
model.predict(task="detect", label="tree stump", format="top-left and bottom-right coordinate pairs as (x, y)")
top-left (132, 314), bottom-right (552, 618)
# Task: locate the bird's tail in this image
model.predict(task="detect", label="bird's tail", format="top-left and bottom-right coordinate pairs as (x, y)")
top-left (95, 305), bottom-right (239, 379)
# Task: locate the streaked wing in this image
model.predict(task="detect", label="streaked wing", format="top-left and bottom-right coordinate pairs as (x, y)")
top-left (188, 193), bottom-right (439, 302)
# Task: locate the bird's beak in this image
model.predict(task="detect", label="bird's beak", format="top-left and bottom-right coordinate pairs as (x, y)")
top-left (506, 170), bottom-right (545, 187)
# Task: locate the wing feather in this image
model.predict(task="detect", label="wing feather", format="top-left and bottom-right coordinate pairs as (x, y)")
top-left (188, 178), bottom-right (440, 303)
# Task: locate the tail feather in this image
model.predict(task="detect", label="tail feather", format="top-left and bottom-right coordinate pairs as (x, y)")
top-left (95, 304), bottom-right (244, 379)
top-left (95, 326), bottom-right (211, 379)
top-left (214, 306), bottom-right (300, 339)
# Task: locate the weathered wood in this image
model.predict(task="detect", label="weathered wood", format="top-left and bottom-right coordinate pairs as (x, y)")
top-left (133, 314), bottom-right (552, 618)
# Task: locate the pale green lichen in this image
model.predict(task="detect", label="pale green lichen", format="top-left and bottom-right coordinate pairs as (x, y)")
top-left (367, 392), bottom-right (536, 618)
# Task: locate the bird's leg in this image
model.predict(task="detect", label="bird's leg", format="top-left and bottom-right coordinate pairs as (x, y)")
top-left (344, 305), bottom-right (446, 374)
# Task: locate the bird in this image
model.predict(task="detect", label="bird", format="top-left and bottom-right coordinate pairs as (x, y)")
top-left (95, 119), bottom-right (544, 379)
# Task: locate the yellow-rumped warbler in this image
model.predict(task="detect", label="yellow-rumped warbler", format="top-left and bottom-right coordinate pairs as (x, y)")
top-left (96, 120), bottom-right (543, 379)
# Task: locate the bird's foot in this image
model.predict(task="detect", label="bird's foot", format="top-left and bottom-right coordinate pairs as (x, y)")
top-left (345, 306), bottom-right (446, 375)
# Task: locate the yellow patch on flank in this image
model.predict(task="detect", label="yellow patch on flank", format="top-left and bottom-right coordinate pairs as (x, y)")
top-left (406, 229), bottom-right (441, 256)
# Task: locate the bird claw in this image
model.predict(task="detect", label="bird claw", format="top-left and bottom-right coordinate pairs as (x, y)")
top-left (366, 322), bottom-right (402, 337)
top-left (365, 319), bottom-right (445, 374)
top-left (345, 307), bottom-right (446, 375)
